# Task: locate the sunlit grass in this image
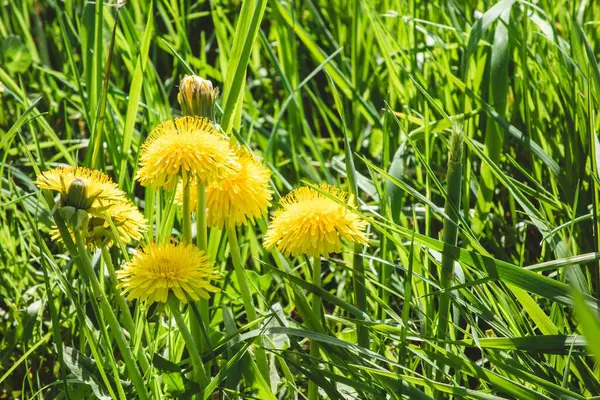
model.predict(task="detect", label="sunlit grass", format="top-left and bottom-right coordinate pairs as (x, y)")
top-left (1, 0), bottom-right (600, 399)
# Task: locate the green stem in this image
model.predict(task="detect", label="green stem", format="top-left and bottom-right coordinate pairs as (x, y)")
top-left (159, 189), bottom-right (177, 244)
top-left (309, 256), bottom-right (322, 400)
top-left (155, 188), bottom-right (161, 242)
top-left (44, 211), bottom-right (119, 399)
top-left (36, 237), bottom-right (71, 399)
top-left (182, 180), bottom-right (192, 244)
top-left (435, 132), bottom-right (464, 387)
top-left (437, 133), bottom-right (464, 343)
top-left (145, 185), bottom-right (154, 241)
top-left (227, 226), bottom-right (270, 382)
top-left (102, 247), bottom-right (159, 398)
top-left (168, 297), bottom-right (208, 388)
top-left (192, 180), bottom-right (210, 353)
top-left (352, 243), bottom-right (369, 349)
top-left (378, 237), bottom-right (389, 322)
top-left (72, 230), bottom-right (149, 400)
top-left (196, 180), bottom-right (207, 250)
top-left (101, 247), bottom-right (133, 330)
top-left (99, 252), bottom-right (105, 291)
top-left (196, 181), bottom-right (209, 322)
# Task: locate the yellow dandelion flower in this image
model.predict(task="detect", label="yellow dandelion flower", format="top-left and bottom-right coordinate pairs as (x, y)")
top-left (263, 185), bottom-right (368, 257)
top-left (36, 166), bottom-right (146, 247)
top-left (88, 201), bottom-right (146, 247)
top-left (50, 200), bottom-right (146, 248)
top-left (175, 150), bottom-right (272, 227)
top-left (116, 241), bottom-right (220, 304)
top-left (106, 201), bottom-right (147, 244)
top-left (136, 116), bottom-right (239, 190)
top-left (35, 166), bottom-right (125, 206)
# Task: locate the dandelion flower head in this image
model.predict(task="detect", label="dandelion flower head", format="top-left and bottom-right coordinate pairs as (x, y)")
top-left (35, 166), bottom-right (125, 208)
top-left (116, 241), bottom-right (220, 304)
top-left (176, 150), bottom-right (272, 227)
top-left (51, 201), bottom-right (146, 248)
top-left (263, 185), bottom-right (368, 257)
top-left (36, 166), bottom-right (146, 247)
top-left (136, 116), bottom-right (239, 190)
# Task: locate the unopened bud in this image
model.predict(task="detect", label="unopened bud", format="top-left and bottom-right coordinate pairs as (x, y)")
top-left (64, 179), bottom-right (89, 210)
top-left (178, 75), bottom-right (219, 120)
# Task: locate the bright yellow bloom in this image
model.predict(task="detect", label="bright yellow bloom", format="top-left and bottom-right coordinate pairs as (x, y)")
top-left (106, 201), bottom-right (147, 244)
top-left (263, 185), bottom-right (368, 257)
top-left (51, 200), bottom-right (147, 248)
top-left (136, 117), bottom-right (239, 190)
top-left (35, 166), bottom-right (146, 247)
top-left (35, 166), bottom-right (125, 207)
top-left (176, 150), bottom-right (272, 227)
top-left (116, 241), bottom-right (220, 304)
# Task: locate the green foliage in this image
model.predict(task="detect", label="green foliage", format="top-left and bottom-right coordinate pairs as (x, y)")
top-left (0, 35), bottom-right (32, 74)
top-left (1, 0), bottom-right (600, 399)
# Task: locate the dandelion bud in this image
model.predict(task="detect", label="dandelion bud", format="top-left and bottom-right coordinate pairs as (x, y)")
top-left (58, 179), bottom-right (92, 230)
top-left (64, 179), bottom-right (89, 210)
top-left (178, 75), bottom-right (219, 120)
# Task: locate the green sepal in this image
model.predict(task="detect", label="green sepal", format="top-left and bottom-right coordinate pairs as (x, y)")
top-left (58, 206), bottom-right (77, 224)
top-left (58, 206), bottom-right (90, 230)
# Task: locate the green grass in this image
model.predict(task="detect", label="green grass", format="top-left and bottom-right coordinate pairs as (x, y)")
top-left (2, 0), bottom-right (600, 398)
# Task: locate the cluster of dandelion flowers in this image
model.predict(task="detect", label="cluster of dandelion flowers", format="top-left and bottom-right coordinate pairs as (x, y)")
top-left (264, 185), bottom-right (368, 257)
top-left (136, 116), bottom-right (239, 190)
top-left (116, 241), bottom-right (220, 304)
top-left (176, 150), bottom-right (272, 227)
top-left (35, 166), bottom-right (147, 247)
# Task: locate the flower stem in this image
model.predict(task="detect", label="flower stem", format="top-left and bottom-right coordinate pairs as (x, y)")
top-left (155, 188), bottom-right (162, 242)
top-left (72, 230), bottom-right (149, 400)
top-left (352, 243), bottom-right (369, 350)
top-left (194, 181), bottom-right (210, 348)
top-left (227, 226), bottom-right (269, 382)
top-left (309, 256), bottom-right (322, 400)
top-left (102, 248), bottom-right (160, 398)
top-left (168, 296), bottom-right (208, 388)
top-left (145, 185), bottom-right (154, 241)
top-left (182, 180), bottom-right (193, 244)
top-left (196, 180), bottom-right (207, 250)
top-left (102, 246), bottom-right (134, 330)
